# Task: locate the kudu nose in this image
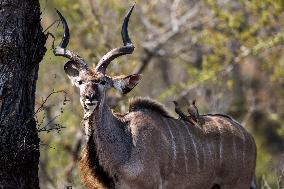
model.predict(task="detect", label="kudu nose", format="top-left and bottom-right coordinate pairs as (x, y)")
top-left (86, 94), bottom-right (96, 102)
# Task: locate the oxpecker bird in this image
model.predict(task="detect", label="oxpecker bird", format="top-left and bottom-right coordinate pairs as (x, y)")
top-left (173, 101), bottom-right (188, 121)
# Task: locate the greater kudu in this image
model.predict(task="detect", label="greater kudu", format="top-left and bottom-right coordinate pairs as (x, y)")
top-left (54, 6), bottom-right (257, 189)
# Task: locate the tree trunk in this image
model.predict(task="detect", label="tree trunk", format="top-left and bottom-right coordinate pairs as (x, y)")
top-left (0, 0), bottom-right (46, 188)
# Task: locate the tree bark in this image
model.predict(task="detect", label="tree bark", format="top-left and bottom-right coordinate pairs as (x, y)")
top-left (0, 0), bottom-right (46, 188)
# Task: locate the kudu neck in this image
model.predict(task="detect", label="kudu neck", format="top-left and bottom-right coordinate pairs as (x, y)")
top-left (89, 92), bottom-right (132, 172)
top-left (91, 92), bottom-right (120, 135)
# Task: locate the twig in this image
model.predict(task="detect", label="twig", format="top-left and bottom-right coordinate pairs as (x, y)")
top-left (34, 90), bottom-right (67, 116)
top-left (43, 19), bottom-right (60, 33)
top-left (134, 4), bottom-right (200, 73)
top-left (46, 32), bottom-right (56, 50)
top-left (171, 0), bottom-right (181, 32)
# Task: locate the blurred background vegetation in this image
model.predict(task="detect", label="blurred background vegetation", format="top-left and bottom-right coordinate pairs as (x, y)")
top-left (37, 0), bottom-right (284, 188)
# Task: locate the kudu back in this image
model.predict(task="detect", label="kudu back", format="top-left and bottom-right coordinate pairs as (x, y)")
top-left (54, 6), bottom-right (257, 189)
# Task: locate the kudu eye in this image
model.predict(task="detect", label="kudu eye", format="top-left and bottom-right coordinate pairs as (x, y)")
top-left (78, 80), bottom-right (83, 85)
top-left (99, 80), bottom-right (106, 85)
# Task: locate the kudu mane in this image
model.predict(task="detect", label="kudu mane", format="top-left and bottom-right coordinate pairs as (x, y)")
top-left (128, 97), bottom-right (173, 119)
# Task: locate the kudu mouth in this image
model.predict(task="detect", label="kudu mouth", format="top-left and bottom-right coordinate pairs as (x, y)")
top-left (84, 93), bottom-right (99, 110)
top-left (83, 99), bottom-right (98, 118)
top-left (85, 100), bottom-right (98, 108)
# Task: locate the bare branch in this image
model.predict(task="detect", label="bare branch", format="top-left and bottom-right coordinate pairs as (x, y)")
top-left (143, 5), bottom-right (199, 49)
top-left (170, 0), bottom-right (181, 32)
top-left (34, 90), bottom-right (67, 116)
top-left (133, 4), bottom-right (200, 74)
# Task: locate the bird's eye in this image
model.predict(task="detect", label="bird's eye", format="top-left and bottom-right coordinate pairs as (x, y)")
top-left (78, 80), bottom-right (83, 85)
top-left (100, 80), bottom-right (106, 85)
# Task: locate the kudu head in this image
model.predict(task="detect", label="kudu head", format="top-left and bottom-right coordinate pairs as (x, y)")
top-left (54, 6), bottom-right (141, 112)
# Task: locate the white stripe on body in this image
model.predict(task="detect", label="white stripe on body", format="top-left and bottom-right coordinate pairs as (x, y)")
top-left (213, 119), bottom-right (223, 167)
top-left (206, 141), bottom-right (212, 166)
top-left (220, 116), bottom-right (247, 165)
top-left (231, 118), bottom-right (246, 165)
top-left (230, 125), bottom-right (237, 161)
top-left (172, 120), bottom-right (189, 174)
top-left (164, 119), bottom-right (177, 160)
top-left (184, 121), bottom-right (200, 171)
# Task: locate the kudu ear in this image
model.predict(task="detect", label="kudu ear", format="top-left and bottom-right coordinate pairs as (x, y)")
top-left (64, 61), bottom-right (81, 86)
top-left (113, 74), bottom-right (142, 94)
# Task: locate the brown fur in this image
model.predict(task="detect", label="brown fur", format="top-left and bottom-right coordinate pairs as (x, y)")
top-left (80, 141), bottom-right (115, 189)
top-left (79, 69), bottom-right (105, 82)
top-left (128, 97), bottom-right (173, 118)
top-left (79, 120), bottom-right (115, 189)
top-left (202, 113), bottom-right (239, 122)
top-left (80, 146), bottom-right (106, 189)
